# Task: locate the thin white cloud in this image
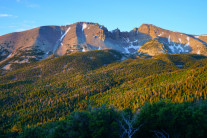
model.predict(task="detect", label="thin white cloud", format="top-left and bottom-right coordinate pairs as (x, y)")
top-left (0, 14), bottom-right (12, 17)
top-left (27, 4), bottom-right (40, 8)
top-left (16, 0), bottom-right (40, 8)
top-left (16, 28), bottom-right (27, 32)
top-left (0, 14), bottom-right (18, 18)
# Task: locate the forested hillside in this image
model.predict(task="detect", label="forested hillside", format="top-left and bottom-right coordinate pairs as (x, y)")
top-left (1, 49), bottom-right (207, 137)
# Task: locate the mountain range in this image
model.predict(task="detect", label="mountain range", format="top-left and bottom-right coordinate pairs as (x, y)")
top-left (0, 22), bottom-right (207, 72)
top-left (1, 22), bottom-right (207, 137)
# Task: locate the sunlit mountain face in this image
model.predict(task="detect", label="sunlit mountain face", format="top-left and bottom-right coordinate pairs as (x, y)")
top-left (0, 22), bottom-right (206, 68)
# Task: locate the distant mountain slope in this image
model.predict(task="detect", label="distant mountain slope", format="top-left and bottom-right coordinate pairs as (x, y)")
top-left (0, 22), bottom-right (207, 70)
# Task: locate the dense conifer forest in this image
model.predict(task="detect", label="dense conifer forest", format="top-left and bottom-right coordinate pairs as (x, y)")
top-left (1, 49), bottom-right (207, 137)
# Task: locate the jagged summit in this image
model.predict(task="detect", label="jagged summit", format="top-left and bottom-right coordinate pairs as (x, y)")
top-left (0, 22), bottom-right (207, 70)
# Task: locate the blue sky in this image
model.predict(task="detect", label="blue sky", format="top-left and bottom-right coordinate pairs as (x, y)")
top-left (0, 0), bottom-right (206, 36)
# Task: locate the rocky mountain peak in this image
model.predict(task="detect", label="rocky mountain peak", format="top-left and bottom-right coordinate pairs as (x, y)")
top-left (0, 22), bottom-right (207, 71)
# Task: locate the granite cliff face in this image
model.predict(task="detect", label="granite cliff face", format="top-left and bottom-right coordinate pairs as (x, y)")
top-left (0, 22), bottom-right (207, 69)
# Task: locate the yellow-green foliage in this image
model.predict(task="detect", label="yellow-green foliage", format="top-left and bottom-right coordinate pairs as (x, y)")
top-left (0, 50), bottom-right (207, 134)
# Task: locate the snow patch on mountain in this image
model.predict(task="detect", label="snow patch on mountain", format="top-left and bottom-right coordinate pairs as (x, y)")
top-left (82, 47), bottom-right (86, 52)
top-left (50, 27), bottom-right (71, 54)
top-left (184, 43), bottom-right (189, 47)
top-left (169, 43), bottom-right (186, 54)
top-left (197, 50), bottom-right (200, 55)
top-left (169, 46), bottom-right (175, 53)
top-left (158, 32), bottom-right (164, 36)
top-left (168, 35), bottom-right (171, 43)
top-left (124, 45), bottom-right (140, 54)
top-left (177, 45), bottom-right (184, 53)
top-left (82, 23), bottom-right (87, 31)
top-left (184, 37), bottom-right (190, 47)
top-left (128, 45), bottom-right (140, 51)
top-left (60, 27), bottom-right (71, 42)
top-left (124, 47), bottom-right (130, 53)
top-left (187, 36), bottom-right (190, 41)
top-left (124, 38), bottom-right (130, 43)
